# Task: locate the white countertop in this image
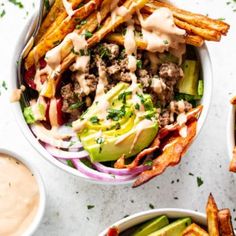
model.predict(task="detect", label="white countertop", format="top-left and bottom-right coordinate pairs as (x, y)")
top-left (0, 0), bottom-right (236, 235)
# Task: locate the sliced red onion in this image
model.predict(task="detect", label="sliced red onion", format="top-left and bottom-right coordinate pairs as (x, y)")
top-left (71, 159), bottom-right (137, 182)
top-left (45, 144), bottom-right (89, 159)
top-left (31, 124), bottom-right (82, 149)
top-left (93, 162), bottom-right (149, 176)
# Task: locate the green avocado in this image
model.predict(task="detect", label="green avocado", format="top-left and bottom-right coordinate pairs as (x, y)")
top-left (178, 60), bottom-right (199, 96)
top-left (148, 217), bottom-right (192, 236)
top-left (74, 82), bottom-right (158, 162)
top-left (132, 215), bottom-right (169, 236)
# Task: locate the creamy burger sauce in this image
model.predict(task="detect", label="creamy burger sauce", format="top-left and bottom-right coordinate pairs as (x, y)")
top-left (0, 153), bottom-right (39, 236)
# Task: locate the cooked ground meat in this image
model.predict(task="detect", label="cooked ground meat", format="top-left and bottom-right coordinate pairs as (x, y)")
top-left (60, 42), bottom-right (189, 123)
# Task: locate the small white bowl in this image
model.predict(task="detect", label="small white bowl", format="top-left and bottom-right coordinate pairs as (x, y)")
top-left (10, 15), bottom-right (213, 185)
top-left (0, 148), bottom-right (46, 236)
top-left (99, 208), bottom-right (206, 236)
top-left (227, 103), bottom-right (235, 166)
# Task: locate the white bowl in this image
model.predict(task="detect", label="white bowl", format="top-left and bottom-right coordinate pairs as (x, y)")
top-left (99, 208), bottom-right (206, 235)
top-left (0, 148), bottom-right (46, 236)
top-left (10, 16), bottom-right (213, 185)
top-left (227, 102), bottom-right (235, 165)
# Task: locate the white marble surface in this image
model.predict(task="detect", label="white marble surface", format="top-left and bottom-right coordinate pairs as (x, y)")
top-left (0, 0), bottom-right (236, 235)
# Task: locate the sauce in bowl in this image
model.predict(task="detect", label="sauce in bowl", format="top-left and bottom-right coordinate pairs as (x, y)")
top-left (0, 153), bottom-right (40, 236)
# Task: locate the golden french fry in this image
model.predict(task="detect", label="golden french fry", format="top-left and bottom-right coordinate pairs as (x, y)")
top-left (174, 18), bottom-right (221, 41)
top-left (35, 0), bottom-right (85, 44)
top-left (206, 194), bottom-right (220, 236)
top-left (144, 5), bottom-right (221, 41)
top-left (59, 0), bottom-right (148, 74)
top-left (25, 0), bottom-right (96, 70)
top-left (147, 0), bottom-right (229, 35)
top-left (106, 32), bottom-right (203, 49)
top-left (230, 96), bottom-right (236, 105)
top-left (218, 209), bottom-right (235, 236)
top-left (182, 223), bottom-right (209, 236)
top-left (229, 147), bottom-right (236, 172)
top-left (87, 0), bottom-right (148, 47)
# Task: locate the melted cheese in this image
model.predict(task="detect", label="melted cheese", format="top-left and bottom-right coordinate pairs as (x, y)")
top-left (62, 0), bottom-right (74, 17)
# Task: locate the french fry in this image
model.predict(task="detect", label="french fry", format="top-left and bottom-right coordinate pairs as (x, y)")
top-left (229, 147), bottom-right (236, 172)
top-left (144, 5), bottom-right (221, 41)
top-left (182, 223), bottom-right (209, 236)
top-left (87, 0), bottom-right (148, 46)
top-left (133, 120), bottom-right (197, 187)
top-left (147, 0), bottom-right (229, 35)
top-left (230, 96), bottom-right (236, 105)
top-left (174, 18), bottom-right (221, 42)
top-left (25, 0), bottom-right (96, 70)
top-left (106, 32), bottom-right (203, 50)
top-left (35, 0), bottom-right (85, 44)
top-left (218, 209), bottom-right (235, 236)
top-left (206, 194), bottom-right (220, 236)
top-left (59, 0), bottom-right (148, 74)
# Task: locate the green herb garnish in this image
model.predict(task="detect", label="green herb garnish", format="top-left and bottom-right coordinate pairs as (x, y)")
top-left (90, 116), bottom-right (99, 124)
top-left (96, 137), bottom-right (105, 144)
top-left (118, 91), bottom-right (132, 104)
top-left (66, 160), bottom-right (74, 168)
top-left (8, 0), bottom-right (24, 8)
top-left (84, 30), bottom-right (93, 39)
top-left (197, 177), bottom-right (203, 187)
top-left (69, 101), bottom-right (84, 110)
top-left (87, 205), bottom-right (95, 210)
top-left (136, 59), bottom-right (142, 69)
top-left (135, 103), bottom-right (140, 110)
top-left (144, 160), bottom-right (153, 167)
top-left (76, 20), bottom-right (87, 29)
top-left (163, 39), bottom-right (169, 44)
top-left (0, 9), bottom-right (5, 17)
top-left (106, 107), bottom-right (126, 121)
top-left (44, 0), bottom-right (50, 11)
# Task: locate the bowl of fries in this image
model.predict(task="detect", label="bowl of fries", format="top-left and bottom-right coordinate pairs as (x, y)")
top-left (228, 97), bottom-right (236, 172)
top-left (100, 194), bottom-right (235, 236)
top-left (11, 0), bottom-right (229, 186)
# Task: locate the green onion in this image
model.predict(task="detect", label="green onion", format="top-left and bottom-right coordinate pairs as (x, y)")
top-left (8, 0), bottom-right (24, 8)
top-left (90, 116), bottom-right (99, 124)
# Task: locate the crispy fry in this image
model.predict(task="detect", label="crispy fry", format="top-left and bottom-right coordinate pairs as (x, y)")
top-left (174, 18), bottom-right (221, 42)
top-left (133, 120), bottom-right (197, 187)
top-left (147, 1), bottom-right (229, 35)
top-left (59, 0), bottom-right (148, 74)
top-left (206, 193), bottom-right (220, 236)
top-left (230, 96), bottom-right (236, 105)
top-left (87, 0), bottom-right (148, 46)
top-left (182, 223), bottom-right (209, 236)
top-left (25, 0), bottom-right (96, 70)
top-left (106, 32), bottom-right (204, 49)
top-left (218, 209), bottom-right (235, 236)
top-left (144, 5), bottom-right (221, 41)
top-left (35, 0), bottom-right (85, 44)
top-left (229, 147), bottom-right (236, 172)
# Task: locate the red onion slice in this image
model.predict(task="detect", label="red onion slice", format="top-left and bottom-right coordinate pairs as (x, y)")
top-left (93, 162), bottom-right (149, 176)
top-left (45, 144), bottom-right (89, 159)
top-left (71, 159), bottom-right (137, 182)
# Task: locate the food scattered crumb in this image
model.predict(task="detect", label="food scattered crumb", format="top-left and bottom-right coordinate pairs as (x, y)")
top-left (87, 205), bottom-right (95, 210)
top-left (149, 203), bottom-right (154, 209)
top-left (174, 197), bottom-right (179, 200)
top-left (189, 172), bottom-right (194, 176)
top-left (123, 215), bottom-right (129, 218)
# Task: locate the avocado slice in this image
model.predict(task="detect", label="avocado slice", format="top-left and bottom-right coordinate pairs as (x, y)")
top-left (148, 217), bottom-right (192, 236)
top-left (73, 82), bottom-right (159, 162)
top-left (178, 60), bottom-right (199, 96)
top-left (132, 215), bottom-right (169, 236)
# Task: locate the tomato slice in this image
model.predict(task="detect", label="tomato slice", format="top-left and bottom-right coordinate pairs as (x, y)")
top-left (56, 98), bottom-right (64, 126)
top-left (107, 227), bottom-right (119, 236)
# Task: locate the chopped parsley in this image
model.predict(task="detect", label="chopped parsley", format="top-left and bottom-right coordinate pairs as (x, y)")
top-left (2, 81), bottom-right (7, 90)
top-left (118, 91), bottom-right (132, 103)
top-left (149, 203), bottom-right (154, 209)
top-left (96, 137), bottom-right (105, 144)
top-left (76, 20), bottom-right (87, 29)
top-left (0, 9), bottom-right (5, 18)
top-left (87, 205), bottom-right (95, 210)
top-left (217, 17), bottom-right (225, 21)
top-left (144, 160), bottom-right (153, 167)
top-left (106, 107), bottom-right (126, 121)
top-left (135, 103), bottom-right (140, 110)
top-left (163, 39), bottom-right (169, 45)
top-left (98, 44), bottom-right (110, 59)
top-left (69, 101), bottom-right (84, 110)
top-left (44, 0), bottom-right (50, 11)
top-left (197, 177), bottom-right (203, 187)
top-left (8, 0), bottom-right (24, 8)
top-left (90, 116), bottom-right (99, 124)
top-left (84, 30), bottom-right (93, 39)
top-left (136, 59), bottom-right (142, 69)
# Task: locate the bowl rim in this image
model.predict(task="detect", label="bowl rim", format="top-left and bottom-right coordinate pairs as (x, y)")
top-left (98, 208), bottom-right (207, 236)
top-left (227, 102), bottom-right (235, 164)
top-left (0, 148), bottom-right (46, 236)
top-left (10, 15), bottom-right (213, 185)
